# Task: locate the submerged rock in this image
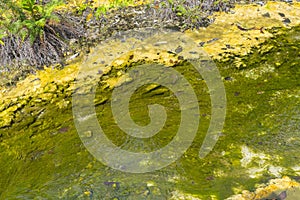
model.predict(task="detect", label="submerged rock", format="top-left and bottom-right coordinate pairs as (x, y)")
top-left (227, 176), bottom-right (300, 200)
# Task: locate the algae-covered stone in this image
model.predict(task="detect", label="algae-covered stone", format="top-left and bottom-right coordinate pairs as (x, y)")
top-left (227, 176), bottom-right (300, 200)
top-left (186, 1), bottom-right (300, 62)
top-left (39, 93), bottom-right (55, 101)
top-left (56, 99), bottom-right (70, 109)
top-left (0, 114), bottom-right (13, 128)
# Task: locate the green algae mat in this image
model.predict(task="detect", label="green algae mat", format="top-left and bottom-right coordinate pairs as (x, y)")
top-left (1, 2), bottom-right (300, 200)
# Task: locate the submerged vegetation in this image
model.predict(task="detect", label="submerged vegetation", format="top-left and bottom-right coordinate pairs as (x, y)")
top-left (0, 0), bottom-right (299, 199)
top-left (0, 23), bottom-right (299, 199)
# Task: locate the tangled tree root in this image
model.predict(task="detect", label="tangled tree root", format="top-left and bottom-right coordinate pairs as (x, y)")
top-left (0, 14), bottom-right (84, 72)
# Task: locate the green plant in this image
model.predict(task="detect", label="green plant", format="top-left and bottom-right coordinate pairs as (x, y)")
top-left (111, 0), bottom-right (133, 8)
top-left (95, 0), bottom-right (134, 19)
top-left (95, 5), bottom-right (109, 18)
top-left (176, 4), bottom-right (187, 16)
top-left (0, 32), bottom-right (7, 46)
top-left (75, 1), bottom-right (91, 15)
top-left (0, 0), bottom-right (63, 44)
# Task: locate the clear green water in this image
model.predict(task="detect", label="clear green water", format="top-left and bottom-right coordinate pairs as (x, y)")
top-left (0, 26), bottom-right (299, 199)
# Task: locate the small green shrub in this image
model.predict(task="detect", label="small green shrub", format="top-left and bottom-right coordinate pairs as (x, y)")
top-left (0, 0), bottom-right (83, 73)
top-left (95, 5), bottom-right (108, 17)
top-left (0, 0), bottom-right (63, 44)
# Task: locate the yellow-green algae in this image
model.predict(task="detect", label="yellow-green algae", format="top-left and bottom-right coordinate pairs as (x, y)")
top-left (0, 2), bottom-right (300, 199)
top-left (186, 0), bottom-right (300, 60)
